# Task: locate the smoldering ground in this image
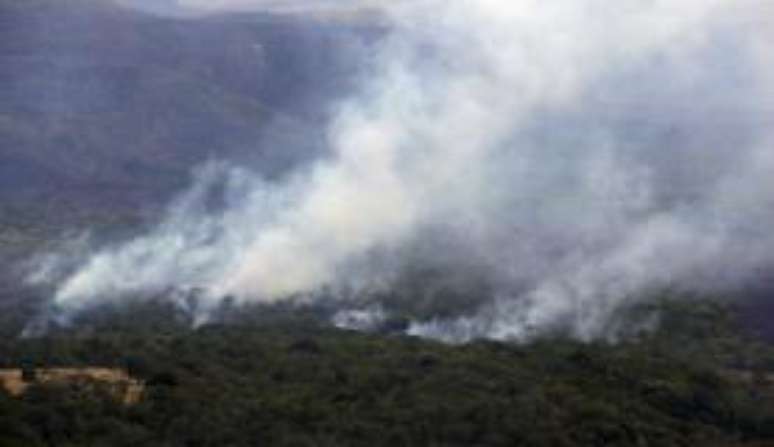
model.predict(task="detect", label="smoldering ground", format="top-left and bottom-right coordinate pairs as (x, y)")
top-left (26, 0), bottom-right (774, 341)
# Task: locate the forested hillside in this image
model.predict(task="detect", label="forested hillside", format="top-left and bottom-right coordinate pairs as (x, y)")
top-left (0, 0), bottom-right (372, 212)
top-left (2, 299), bottom-right (774, 446)
top-left (2, 1), bottom-right (774, 446)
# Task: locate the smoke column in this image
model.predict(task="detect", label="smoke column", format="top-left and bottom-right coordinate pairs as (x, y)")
top-left (41, 0), bottom-right (774, 340)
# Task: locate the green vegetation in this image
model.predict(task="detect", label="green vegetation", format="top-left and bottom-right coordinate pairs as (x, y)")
top-left (2, 218), bottom-right (773, 446)
top-left (1, 298), bottom-right (774, 446)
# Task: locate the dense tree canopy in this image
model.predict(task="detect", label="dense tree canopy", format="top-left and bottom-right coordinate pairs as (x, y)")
top-left (1, 299), bottom-right (774, 446)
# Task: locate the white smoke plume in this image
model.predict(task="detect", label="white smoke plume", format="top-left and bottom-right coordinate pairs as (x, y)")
top-left (41, 0), bottom-right (774, 340)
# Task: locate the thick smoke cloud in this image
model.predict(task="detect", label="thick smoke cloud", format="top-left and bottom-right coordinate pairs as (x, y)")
top-left (40, 1), bottom-right (774, 340)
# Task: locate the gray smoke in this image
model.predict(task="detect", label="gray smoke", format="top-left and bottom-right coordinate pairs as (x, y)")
top-left (38, 0), bottom-right (774, 341)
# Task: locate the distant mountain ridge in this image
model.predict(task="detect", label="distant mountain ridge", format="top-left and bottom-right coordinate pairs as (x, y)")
top-left (0, 0), bottom-right (377, 212)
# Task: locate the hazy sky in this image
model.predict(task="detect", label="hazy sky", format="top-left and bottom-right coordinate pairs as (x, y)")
top-left (119, 0), bottom-right (399, 16)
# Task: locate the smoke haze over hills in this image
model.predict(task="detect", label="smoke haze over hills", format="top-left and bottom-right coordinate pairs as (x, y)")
top-left (19, 0), bottom-right (774, 341)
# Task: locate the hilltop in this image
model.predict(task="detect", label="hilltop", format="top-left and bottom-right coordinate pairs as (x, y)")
top-left (0, 0), bottom-right (375, 214)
